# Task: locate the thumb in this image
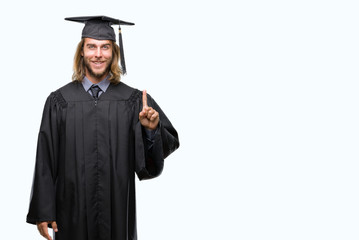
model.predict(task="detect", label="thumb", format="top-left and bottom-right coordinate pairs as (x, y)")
top-left (51, 221), bottom-right (58, 232)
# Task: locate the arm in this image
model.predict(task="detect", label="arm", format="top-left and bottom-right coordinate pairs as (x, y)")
top-left (26, 93), bottom-right (62, 239)
top-left (135, 90), bottom-right (180, 180)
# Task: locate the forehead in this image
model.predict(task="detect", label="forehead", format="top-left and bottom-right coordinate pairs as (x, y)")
top-left (84, 38), bottom-right (112, 45)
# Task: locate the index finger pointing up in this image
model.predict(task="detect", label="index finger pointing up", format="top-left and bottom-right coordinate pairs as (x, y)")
top-left (142, 90), bottom-right (148, 109)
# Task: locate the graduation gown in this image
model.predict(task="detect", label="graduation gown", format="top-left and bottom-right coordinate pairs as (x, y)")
top-left (26, 81), bottom-right (179, 240)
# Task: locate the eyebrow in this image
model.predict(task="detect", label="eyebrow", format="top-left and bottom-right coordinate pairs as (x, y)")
top-left (86, 43), bottom-right (111, 47)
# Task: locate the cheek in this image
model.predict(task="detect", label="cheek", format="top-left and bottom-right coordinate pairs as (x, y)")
top-left (104, 51), bottom-right (113, 59)
top-left (83, 49), bottom-right (94, 58)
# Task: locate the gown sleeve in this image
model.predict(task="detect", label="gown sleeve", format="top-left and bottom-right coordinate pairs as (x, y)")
top-left (26, 92), bottom-right (62, 224)
top-left (135, 93), bottom-right (180, 180)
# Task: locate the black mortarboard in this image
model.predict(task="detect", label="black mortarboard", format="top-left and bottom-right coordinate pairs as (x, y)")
top-left (65, 15), bottom-right (135, 74)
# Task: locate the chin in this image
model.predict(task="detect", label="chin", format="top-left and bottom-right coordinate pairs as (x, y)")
top-left (85, 61), bottom-right (111, 80)
top-left (93, 70), bottom-right (106, 76)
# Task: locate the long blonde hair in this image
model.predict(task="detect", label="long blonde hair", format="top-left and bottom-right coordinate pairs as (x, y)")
top-left (72, 39), bottom-right (122, 84)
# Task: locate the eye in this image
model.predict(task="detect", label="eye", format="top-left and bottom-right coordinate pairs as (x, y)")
top-left (102, 45), bottom-right (110, 50)
top-left (88, 45), bottom-right (95, 49)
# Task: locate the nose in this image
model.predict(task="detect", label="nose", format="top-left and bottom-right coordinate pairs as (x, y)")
top-left (95, 47), bottom-right (102, 58)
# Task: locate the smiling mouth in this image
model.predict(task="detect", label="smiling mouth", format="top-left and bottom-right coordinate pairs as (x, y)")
top-left (91, 61), bottom-right (107, 69)
top-left (92, 61), bottom-right (105, 65)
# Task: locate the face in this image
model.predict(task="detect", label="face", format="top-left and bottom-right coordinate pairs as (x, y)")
top-left (82, 38), bottom-right (113, 82)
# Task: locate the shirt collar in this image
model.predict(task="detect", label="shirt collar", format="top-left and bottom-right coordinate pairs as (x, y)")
top-left (82, 75), bottom-right (111, 92)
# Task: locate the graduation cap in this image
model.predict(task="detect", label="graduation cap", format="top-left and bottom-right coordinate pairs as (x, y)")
top-left (65, 15), bottom-right (135, 74)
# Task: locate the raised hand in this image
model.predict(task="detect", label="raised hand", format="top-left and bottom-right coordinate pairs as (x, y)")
top-left (37, 221), bottom-right (58, 240)
top-left (139, 90), bottom-right (159, 130)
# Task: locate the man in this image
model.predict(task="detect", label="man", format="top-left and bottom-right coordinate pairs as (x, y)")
top-left (26, 16), bottom-right (179, 240)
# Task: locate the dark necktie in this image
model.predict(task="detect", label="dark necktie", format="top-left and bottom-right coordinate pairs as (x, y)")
top-left (90, 85), bottom-right (101, 100)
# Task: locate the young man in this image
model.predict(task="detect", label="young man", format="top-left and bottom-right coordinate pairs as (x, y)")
top-left (26, 16), bottom-right (179, 240)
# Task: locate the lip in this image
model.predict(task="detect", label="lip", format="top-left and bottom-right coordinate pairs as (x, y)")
top-left (91, 61), bottom-right (105, 68)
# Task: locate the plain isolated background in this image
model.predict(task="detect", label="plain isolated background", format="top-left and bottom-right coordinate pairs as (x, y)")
top-left (0, 0), bottom-right (359, 239)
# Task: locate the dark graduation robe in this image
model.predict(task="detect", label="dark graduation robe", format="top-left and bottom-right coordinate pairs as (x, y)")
top-left (26, 81), bottom-right (179, 240)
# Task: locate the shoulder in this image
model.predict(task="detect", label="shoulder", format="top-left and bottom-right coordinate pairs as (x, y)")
top-left (41, 81), bottom-right (80, 106)
top-left (49, 81), bottom-right (89, 102)
top-left (57, 81), bottom-right (82, 101)
top-left (58, 81), bottom-right (78, 92)
top-left (103, 81), bottom-right (142, 101)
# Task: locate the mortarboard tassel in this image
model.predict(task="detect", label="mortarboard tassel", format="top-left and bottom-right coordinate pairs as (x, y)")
top-left (118, 26), bottom-right (127, 75)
